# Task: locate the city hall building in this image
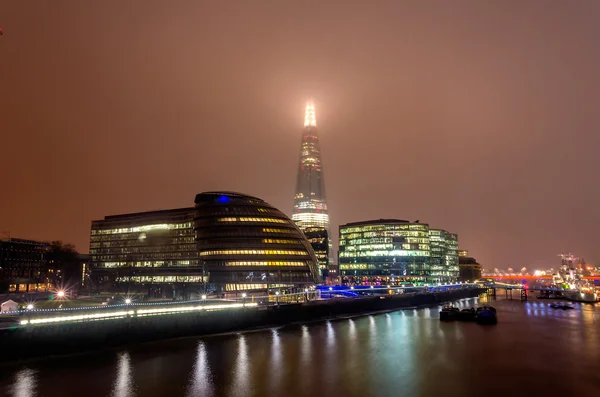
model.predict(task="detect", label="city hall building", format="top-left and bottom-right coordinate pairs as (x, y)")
top-left (194, 191), bottom-right (320, 294)
top-left (338, 219), bottom-right (459, 285)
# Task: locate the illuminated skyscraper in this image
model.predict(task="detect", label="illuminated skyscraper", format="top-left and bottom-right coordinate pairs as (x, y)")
top-left (292, 101), bottom-right (333, 279)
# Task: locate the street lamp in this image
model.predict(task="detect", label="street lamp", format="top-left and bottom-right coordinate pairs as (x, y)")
top-left (26, 304), bottom-right (33, 310)
top-left (201, 295), bottom-right (207, 301)
top-left (242, 293), bottom-right (247, 307)
top-left (125, 298), bottom-right (131, 305)
top-left (57, 290), bottom-right (65, 298)
top-left (275, 291), bottom-right (280, 305)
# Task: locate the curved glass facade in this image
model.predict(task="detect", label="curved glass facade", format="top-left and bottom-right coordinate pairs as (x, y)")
top-left (339, 219), bottom-right (459, 285)
top-left (195, 192), bottom-right (320, 292)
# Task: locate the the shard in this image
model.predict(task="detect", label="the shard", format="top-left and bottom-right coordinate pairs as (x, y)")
top-left (292, 101), bottom-right (334, 280)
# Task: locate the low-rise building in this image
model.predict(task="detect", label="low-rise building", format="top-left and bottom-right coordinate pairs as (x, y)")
top-left (458, 249), bottom-right (482, 281)
top-left (0, 238), bottom-right (51, 293)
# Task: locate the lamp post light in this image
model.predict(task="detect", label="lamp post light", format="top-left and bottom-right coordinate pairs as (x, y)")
top-left (201, 294), bottom-right (207, 301)
top-left (275, 291), bottom-right (280, 305)
top-left (26, 304), bottom-right (33, 322)
top-left (242, 293), bottom-right (247, 307)
top-left (125, 298), bottom-right (131, 305)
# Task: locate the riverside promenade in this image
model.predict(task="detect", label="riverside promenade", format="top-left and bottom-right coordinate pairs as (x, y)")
top-left (0, 284), bottom-right (484, 362)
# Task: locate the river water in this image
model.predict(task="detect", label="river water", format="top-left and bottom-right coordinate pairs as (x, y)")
top-left (1, 295), bottom-right (599, 397)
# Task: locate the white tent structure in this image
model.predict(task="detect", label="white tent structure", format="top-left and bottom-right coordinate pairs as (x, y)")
top-left (1, 299), bottom-right (18, 313)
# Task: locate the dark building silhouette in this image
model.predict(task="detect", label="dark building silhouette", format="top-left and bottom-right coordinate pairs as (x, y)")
top-left (0, 238), bottom-right (51, 293)
top-left (89, 208), bottom-right (201, 298)
top-left (458, 249), bottom-right (482, 281)
top-left (292, 101), bottom-right (334, 279)
top-left (304, 227), bottom-right (329, 280)
top-left (195, 191), bottom-right (320, 294)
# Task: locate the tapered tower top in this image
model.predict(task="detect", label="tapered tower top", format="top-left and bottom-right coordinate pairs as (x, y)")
top-left (304, 100), bottom-right (316, 127)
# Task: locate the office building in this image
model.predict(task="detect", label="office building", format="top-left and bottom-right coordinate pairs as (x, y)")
top-left (195, 191), bottom-right (320, 294)
top-left (304, 227), bottom-right (329, 280)
top-left (338, 219), bottom-right (459, 285)
top-left (458, 250), bottom-right (482, 281)
top-left (430, 229), bottom-right (459, 279)
top-left (89, 207), bottom-right (201, 297)
top-left (0, 238), bottom-right (51, 293)
top-left (292, 101), bottom-right (335, 278)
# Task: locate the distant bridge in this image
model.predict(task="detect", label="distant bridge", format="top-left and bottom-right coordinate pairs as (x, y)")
top-left (482, 274), bottom-right (600, 282)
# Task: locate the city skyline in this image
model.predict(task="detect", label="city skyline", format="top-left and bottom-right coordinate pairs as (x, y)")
top-left (2, 2), bottom-right (600, 269)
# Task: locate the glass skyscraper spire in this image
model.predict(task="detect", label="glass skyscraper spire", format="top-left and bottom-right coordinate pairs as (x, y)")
top-left (292, 101), bottom-right (333, 278)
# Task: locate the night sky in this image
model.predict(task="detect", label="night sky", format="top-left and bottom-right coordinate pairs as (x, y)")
top-left (2, 1), bottom-right (600, 269)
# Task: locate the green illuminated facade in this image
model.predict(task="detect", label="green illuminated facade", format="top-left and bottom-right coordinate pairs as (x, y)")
top-left (338, 219), bottom-right (459, 285)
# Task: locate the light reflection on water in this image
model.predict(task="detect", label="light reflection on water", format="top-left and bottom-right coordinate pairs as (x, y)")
top-left (9, 369), bottom-right (37, 397)
top-left (2, 298), bottom-right (600, 397)
top-left (111, 352), bottom-right (134, 397)
top-left (185, 342), bottom-right (213, 397)
top-left (228, 335), bottom-right (249, 397)
top-left (268, 329), bottom-right (282, 393)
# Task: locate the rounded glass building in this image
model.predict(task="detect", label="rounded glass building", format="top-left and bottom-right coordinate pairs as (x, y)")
top-left (194, 191), bottom-right (321, 293)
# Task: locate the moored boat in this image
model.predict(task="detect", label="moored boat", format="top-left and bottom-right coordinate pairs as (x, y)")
top-left (458, 307), bottom-right (476, 321)
top-left (476, 306), bottom-right (497, 324)
top-left (549, 302), bottom-right (574, 310)
top-left (439, 306), bottom-right (460, 321)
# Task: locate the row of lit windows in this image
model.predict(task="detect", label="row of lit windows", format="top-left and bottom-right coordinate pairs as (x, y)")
top-left (339, 250), bottom-right (430, 258)
top-left (92, 223), bottom-right (192, 235)
top-left (362, 231), bottom-right (428, 238)
top-left (90, 236), bottom-right (195, 249)
top-left (90, 230), bottom-right (194, 242)
top-left (115, 276), bottom-right (204, 283)
top-left (199, 250), bottom-right (309, 256)
top-left (343, 244), bottom-right (394, 251)
top-left (99, 260), bottom-right (198, 268)
top-left (340, 237), bottom-right (392, 246)
top-left (339, 264), bottom-right (435, 270)
top-left (262, 228), bottom-right (297, 234)
top-left (262, 239), bottom-right (302, 245)
top-left (224, 261), bottom-right (307, 267)
top-left (217, 217), bottom-right (288, 224)
top-left (293, 201), bottom-right (328, 211)
top-left (92, 253), bottom-right (196, 261)
top-left (341, 224), bottom-right (429, 234)
top-left (90, 244), bottom-right (197, 255)
top-left (224, 283), bottom-right (293, 291)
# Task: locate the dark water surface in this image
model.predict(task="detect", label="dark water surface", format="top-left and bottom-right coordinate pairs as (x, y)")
top-left (1, 296), bottom-right (599, 397)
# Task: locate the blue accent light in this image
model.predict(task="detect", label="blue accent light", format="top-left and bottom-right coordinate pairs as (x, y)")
top-left (217, 195), bottom-right (230, 204)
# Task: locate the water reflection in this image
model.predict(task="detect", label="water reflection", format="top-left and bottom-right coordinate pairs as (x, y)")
top-left (324, 321), bottom-right (337, 393)
top-left (368, 315), bottom-right (377, 349)
top-left (186, 342), bottom-right (213, 397)
top-left (348, 319), bottom-right (356, 341)
top-left (2, 299), bottom-right (600, 397)
top-left (111, 352), bottom-right (134, 397)
top-left (269, 329), bottom-right (282, 392)
top-left (9, 368), bottom-right (37, 397)
top-left (229, 335), bottom-right (250, 397)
